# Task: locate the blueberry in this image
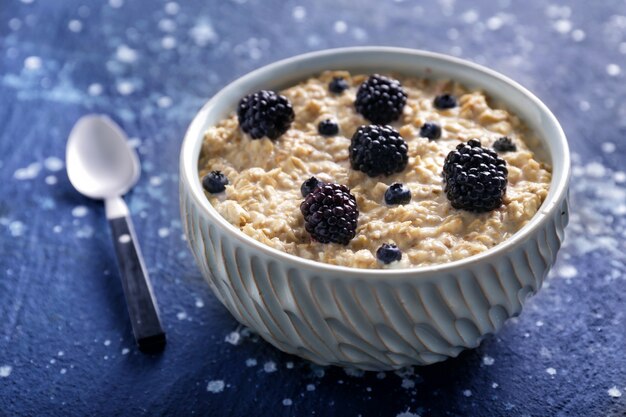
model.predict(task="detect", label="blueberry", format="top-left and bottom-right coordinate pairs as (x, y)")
top-left (384, 183), bottom-right (411, 205)
top-left (376, 243), bottom-right (402, 264)
top-left (434, 94), bottom-right (457, 110)
top-left (328, 77), bottom-right (349, 94)
top-left (419, 122), bottom-right (442, 140)
top-left (202, 171), bottom-right (228, 193)
top-left (300, 176), bottom-right (325, 197)
top-left (318, 119), bottom-right (339, 136)
top-left (493, 136), bottom-right (517, 152)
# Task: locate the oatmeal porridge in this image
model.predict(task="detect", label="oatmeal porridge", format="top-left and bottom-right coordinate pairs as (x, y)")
top-left (198, 71), bottom-right (551, 269)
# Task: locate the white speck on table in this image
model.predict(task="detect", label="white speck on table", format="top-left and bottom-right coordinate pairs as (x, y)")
top-left (161, 36), bottom-right (177, 50)
top-left (14, 162), bottom-right (42, 180)
top-left (461, 10), bottom-right (479, 24)
top-left (158, 18), bottom-right (176, 32)
top-left (116, 81), bottom-right (136, 96)
top-left (189, 21), bottom-right (218, 46)
top-left (571, 29), bottom-right (585, 41)
top-left (396, 411), bottom-right (420, 417)
top-left (72, 206), bottom-right (88, 218)
top-left (44, 157), bottom-right (64, 171)
top-left (9, 221), bottom-right (25, 237)
top-left (608, 386), bottom-right (622, 398)
top-left (601, 142), bottom-right (616, 154)
top-left (9, 18), bottom-right (22, 31)
top-left (116, 45), bottom-right (138, 64)
top-left (401, 379), bottom-right (415, 389)
top-left (224, 331), bottom-right (241, 345)
top-left (553, 19), bottom-right (572, 34)
top-left (334, 20), bottom-right (348, 34)
top-left (292, 6), bottom-right (306, 21)
top-left (607, 64), bottom-right (621, 76)
top-left (24, 56), bottom-right (42, 70)
top-left (68, 20), bottom-right (83, 33)
top-left (88, 83), bottom-right (103, 96)
top-left (164, 2), bottom-right (180, 15)
top-left (263, 361), bottom-right (277, 373)
top-left (207, 380), bottom-right (225, 393)
top-left (157, 97), bottom-right (172, 109)
top-left (486, 16), bottom-right (503, 31)
top-left (0, 365), bottom-right (12, 378)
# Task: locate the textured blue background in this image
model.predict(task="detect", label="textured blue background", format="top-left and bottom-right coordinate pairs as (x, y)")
top-left (1, 0), bottom-right (626, 416)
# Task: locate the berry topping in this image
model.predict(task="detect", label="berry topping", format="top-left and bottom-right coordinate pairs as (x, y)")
top-left (355, 74), bottom-right (407, 124)
top-left (419, 122), bottom-right (442, 140)
top-left (493, 136), bottom-right (517, 152)
top-left (202, 171), bottom-right (229, 194)
top-left (349, 125), bottom-right (408, 177)
top-left (318, 119), bottom-right (339, 136)
top-left (376, 243), bottom-right (402, 264)
top-left (300, 176), bottom-right (325, 197)
top-left (443, 139), bottom-right (508, 212)
top-left (434, 93), bottom-right (457, 110)
top-left (328, 77), bottom-right (349, 94)
top-left (384, 183), bottom-right (411, 205)
top-left (237, 90), bottom-right (294, 140)
top-left (300, 183), bottom-right (359, 245)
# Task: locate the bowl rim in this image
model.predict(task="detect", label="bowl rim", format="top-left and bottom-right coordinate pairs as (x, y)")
top-left (180, 46), bottom-right (570, 277)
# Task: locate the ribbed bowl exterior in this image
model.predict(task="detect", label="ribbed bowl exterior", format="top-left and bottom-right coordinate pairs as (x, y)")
top-left (181, 178), bottom-right (569, 370)
top-left (179, 47), bottom-right (570, 370)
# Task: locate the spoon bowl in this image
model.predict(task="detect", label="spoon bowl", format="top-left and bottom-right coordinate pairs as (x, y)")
top-left (66, 115), bottom-right (140, 200)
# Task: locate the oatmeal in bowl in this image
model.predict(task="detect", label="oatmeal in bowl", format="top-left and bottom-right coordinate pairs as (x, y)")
top-left (180, 47), bottom-right (570, 369)
top-left (198, 71), bottom-right (551, 269)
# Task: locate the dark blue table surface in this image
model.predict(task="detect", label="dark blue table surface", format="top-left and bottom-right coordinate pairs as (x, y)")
top-left (1, 0), bottom-right (625, 416)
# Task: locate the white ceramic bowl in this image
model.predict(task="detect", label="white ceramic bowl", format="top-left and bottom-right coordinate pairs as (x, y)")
top-left (179, 47), bottom-right (570, 370)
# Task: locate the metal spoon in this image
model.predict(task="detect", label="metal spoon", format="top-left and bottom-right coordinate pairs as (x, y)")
top-left (66, 114), bottom-right (166, 353)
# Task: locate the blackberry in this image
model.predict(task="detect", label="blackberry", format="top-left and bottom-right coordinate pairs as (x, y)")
top-left (434, 93), bottom-right (457, 110)
top-left (443, 139), bottom-right (508, 212)
top-left (329, 77), bottom-right (349, 94)
top-left (300, 176), bottom-right (325, 197)
top-left (493, 136), bottom-right (517, 152)
top-left (384, 183), bottom-right (411, 205)
top-left (355, 74), bottom-right (407, 124)
top-left (419, 122), bottom-right (442, 140)
top-left (376, 243), bottom-right (402, 264)
top-left (300, 183), bottom-right (359, 245)
top-left (202, 171), bottom-right (228, 193)
top-left (349, 125), bottom-right (408, 177)
top-left (318, 119), bottom-right (339, 136)
top-left (237, 90), bottom-right (294, 139)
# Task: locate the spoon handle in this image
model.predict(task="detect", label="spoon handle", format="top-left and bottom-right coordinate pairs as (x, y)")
top-left (108, 214), bottom-right (166, 353)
